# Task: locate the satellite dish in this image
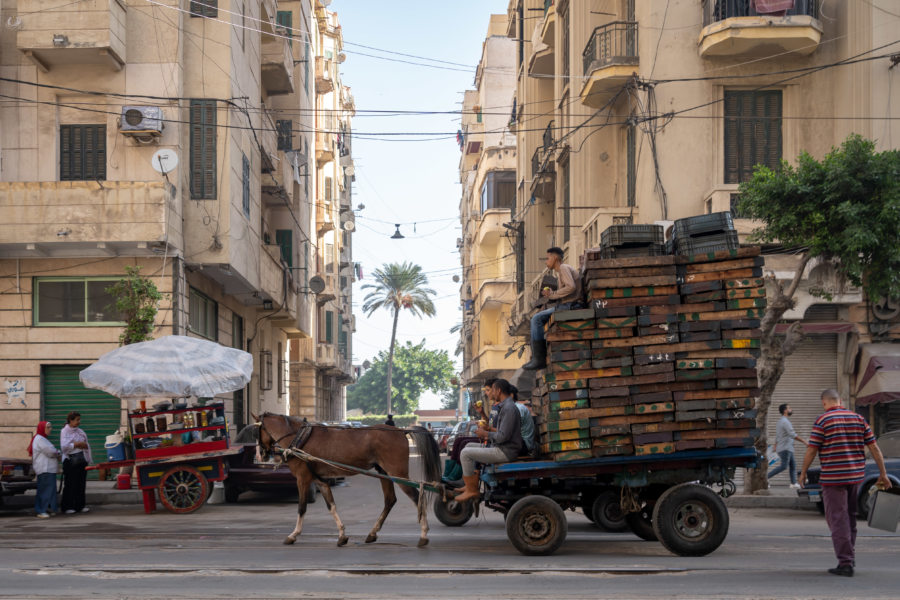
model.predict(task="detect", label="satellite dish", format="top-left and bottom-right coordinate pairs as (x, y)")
top-left (151, 149), bottom-right (178, 174)
top-left (344, 165), bottom-right (355, 177)
top-left (342, 221), bottom-right (355, 232)
top-left (309, 275), bottom-right (326, 294)
top-left (452, 275), bottom-right (460, 283)
top-left (337, 52), bottom-right (346, 64)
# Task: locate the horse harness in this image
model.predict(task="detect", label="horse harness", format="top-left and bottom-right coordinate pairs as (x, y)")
top-left (257, 415), bottom-right (313, 461)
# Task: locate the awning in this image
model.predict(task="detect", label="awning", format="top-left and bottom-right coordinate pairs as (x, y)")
top-left (855, 343), bottom-right (900, 406)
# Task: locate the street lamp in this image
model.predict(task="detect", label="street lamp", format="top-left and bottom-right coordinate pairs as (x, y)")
top-left (391, 224), bottom-right (404, 239)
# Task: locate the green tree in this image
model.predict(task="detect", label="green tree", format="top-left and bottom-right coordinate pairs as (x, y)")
top-left (347, 341), bottom-right (455, 415)
top-left (738, 134), bottom-right (900, 492)
top-left (361, 262), bottom-right (437, 414)
top-left (106, 266), bottom-right (164, 346)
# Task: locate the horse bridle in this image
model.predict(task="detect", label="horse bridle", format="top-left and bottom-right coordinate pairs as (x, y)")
top-left (256, 414), bottom-right (312, 461)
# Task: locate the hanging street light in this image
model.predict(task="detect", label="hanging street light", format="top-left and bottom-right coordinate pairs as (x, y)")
top-left (391, 224), bottom-right (405, 239)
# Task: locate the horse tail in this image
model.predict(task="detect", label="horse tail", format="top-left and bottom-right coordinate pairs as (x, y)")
top-left (408, 426), bottom-right (441, 484)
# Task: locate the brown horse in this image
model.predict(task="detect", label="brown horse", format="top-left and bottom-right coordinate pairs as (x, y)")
top-left (254, 413), bottom-right (442, 547)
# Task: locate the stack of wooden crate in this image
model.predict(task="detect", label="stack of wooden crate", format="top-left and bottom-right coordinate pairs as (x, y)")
top-left (531, 246), bottom-right (765, 462)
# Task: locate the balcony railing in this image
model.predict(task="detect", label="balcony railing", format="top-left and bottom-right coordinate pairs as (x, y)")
top-left (583, 21), bottom-right (639, 76)
top-left (702, 0), bottom-right (819, 26)
top-left (542, 120), bottom-right (554, 150)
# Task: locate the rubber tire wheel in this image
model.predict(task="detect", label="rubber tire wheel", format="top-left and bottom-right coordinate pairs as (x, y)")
top-left (224, 482), bottom-right (240, 503)
top-left (433, 495), bottom-right (474, 527)
top-left (580, 492), bottom-right (598, 524)
top-left (592, 490), bottom-right (629, 533)
top-left (625, 506), bottom-right (657, 541)
top-left (652, 483), bottom-right (729, 557)
top-left (157, 465), bottom-right (209, 514)
top-left (505, 496), bottom-right (568, 556)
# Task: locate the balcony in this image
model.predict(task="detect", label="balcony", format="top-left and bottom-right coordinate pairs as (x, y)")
top-left (476, 278), bottom-right (516, 313)
top-left (260, 243), bottom-right (298, 321)
top-left (699, 0), bottom-right (822, 58)
top-left (0, 181), bottom-right (170, 256)
top-left (261, 36), bottom-right (295, 96)
top-left (316, 273), bottom-right (337, 304)
top-left (315, 56), bottom-right (334, 95)
top-left (17, 0), bottom-right (126, 71)
top-left (580, 22), bottom-right (639, 108)
top-left (528, 16), bottom-right (553, 76)
top-left (703, 186), bottom-right (756, 238)
top-left (475, 210), bottom-right (511, 247)
top-left (316, 131), bottom-right (335, 164)
top-left (465, 346), bottom-right (521, 382)
top-left (530, 131), bottom-right (555, 201)
top-left (317, 201), bottom-right (335, 235)
top-left (540, 0), bottom-right (556, 47)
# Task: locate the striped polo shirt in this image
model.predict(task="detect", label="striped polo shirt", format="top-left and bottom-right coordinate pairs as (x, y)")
top-left (808, 407), bottom-right (876, 486)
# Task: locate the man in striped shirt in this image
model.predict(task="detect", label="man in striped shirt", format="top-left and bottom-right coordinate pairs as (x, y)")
top-left (799, 389), bottom-right (891, 577)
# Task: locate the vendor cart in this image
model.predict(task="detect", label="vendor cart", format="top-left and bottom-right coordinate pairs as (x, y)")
top-left (88, 401), bottom-right (238, 514)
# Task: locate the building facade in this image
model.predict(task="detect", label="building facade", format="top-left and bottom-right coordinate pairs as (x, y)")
top-left (0, 0), bottom-right (354, 458)
top-left (496, 0), bottom-right (900, 452)
top-left (458, 14), bottom-right (519, 402)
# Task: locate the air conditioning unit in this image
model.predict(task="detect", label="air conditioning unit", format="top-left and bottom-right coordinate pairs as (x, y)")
top-left (119, 106), bottom-right (163, 138)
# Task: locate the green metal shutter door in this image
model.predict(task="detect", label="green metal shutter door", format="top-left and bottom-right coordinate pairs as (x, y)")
top-left (42, 365), bottom-right (121, 479)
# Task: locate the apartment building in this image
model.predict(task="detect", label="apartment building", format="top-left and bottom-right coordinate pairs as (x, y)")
top-left (290, 4), bottom-right (355, 422)
top-left (500, 0), bottom-right (899, 440)
top-left (458, 14), bottom-right (519, 399)
top-left (0, 0), bottom-right (354, 457)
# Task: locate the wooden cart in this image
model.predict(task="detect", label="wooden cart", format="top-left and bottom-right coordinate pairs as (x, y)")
top-left (88, 401), bottom-right (237, 514)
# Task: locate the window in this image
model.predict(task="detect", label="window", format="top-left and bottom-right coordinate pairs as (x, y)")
top-left (60, 125), bottom-right (106, 181)
top-left (303, 42), bottom-right (310, 93)
top-left (324, 176), bottom-right (333, 203)
top-left (560, 157), bottom-right (570, 243)
top-left (190, 0), bottom-right (217, 18)
top-left (188, 287), bottom-right (217, 340)
top-left (34, 278), bottom-right (124, 325)
top-left (480, 170), bottom-right (516, 213)
top-left (190, 100), bottom-right (217, 199)
top-left (276, 229), bottom-right (293, 268)
top-left (324, 310), bottom-right (334, 344)
top-left (277, 342), bottom-right (285, 396)
top-left (626, 122), bottom-right (636, 207)
top-left (338, 326), bottom-right (347, 358)
top-left (232, 313), bottom-right (244, 350)
top-left (242, 153), bottom-right (250, 217)
top-left (276, 11), bottom-right (292, 47)
top-left (561, 0), bottom-right (570, 78)
top-left (259, 350), bottom-right (272, 391)
top-left (325, 242), bottom-right (334, 272)
top-left (276, 120), bottom-right (293, 151)
top-left (724, 90), bottom-right (782, 184)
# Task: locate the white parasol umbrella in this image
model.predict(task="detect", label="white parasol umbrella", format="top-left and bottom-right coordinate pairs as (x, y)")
top-left (79, 335), bottom-right (253, 399)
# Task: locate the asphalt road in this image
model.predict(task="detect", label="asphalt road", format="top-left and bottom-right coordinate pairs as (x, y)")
top-left (2, 470), bottom-right (897, 599)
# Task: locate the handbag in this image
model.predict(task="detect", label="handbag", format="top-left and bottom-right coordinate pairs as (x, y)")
top-left (67, 451), bottom-right (87, 468)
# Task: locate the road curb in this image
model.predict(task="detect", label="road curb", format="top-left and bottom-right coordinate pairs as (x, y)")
top-left (725, 494), bottom-right (817, 510)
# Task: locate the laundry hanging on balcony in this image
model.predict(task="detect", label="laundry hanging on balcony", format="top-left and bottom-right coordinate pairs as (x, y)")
top-left (751, 0), bottom-right (795, 15)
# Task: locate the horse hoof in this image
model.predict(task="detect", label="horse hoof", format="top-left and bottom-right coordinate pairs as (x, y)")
top-left (283, 537), bottom-right (295, 545)
top-left (417, 538), bottom-right (429, 548)
top-left (337, 536), bottom-right (349, 547)
top-left (365, 534), bottom-right (377, 543)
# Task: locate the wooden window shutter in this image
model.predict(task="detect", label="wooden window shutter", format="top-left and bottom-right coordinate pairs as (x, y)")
top-left (276, 11), bottom-right (292, 47)
top-left (626, 123), bottom-right (636, 207)
top-left (276, 120), bottom-right (293, 151)
top-left (325, 310), bottom-right (334, 344)
top-left (724, 90), bottom-right (781, 184)
top-left (190, 100), bottom-right (217, 199)
top-left (242, 153), bottom-right (250, 217)
top-left (60, 125), bottom-right (105, 181)
top-left (276, 229), bottom-right (293, 268)
top-left (324, 176), bottom-right (332, 202)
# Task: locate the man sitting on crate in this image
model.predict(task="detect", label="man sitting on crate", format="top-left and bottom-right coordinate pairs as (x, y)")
top-left (454, 379), bottom-right (524, 502)
top-left (523, 247), bottom-right (583, 370)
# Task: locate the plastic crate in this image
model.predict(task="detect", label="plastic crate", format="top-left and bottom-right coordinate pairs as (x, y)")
top-left (600, 224), bottom-right (664, 248)
top-left (599, 243), bottom-right (667, 259)
top-left (674, 231), bottom-right (739, 255)
top-left (674, 212), bottom-right (735, 240)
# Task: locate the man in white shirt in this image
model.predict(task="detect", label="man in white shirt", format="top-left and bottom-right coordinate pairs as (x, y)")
top-left (523, 247), bottom-right (583, 370)
top-left (768, 403), bottom-right (807, 489)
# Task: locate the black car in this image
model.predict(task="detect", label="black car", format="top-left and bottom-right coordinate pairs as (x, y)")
top-left (0, 457), bottom-right (36, 510)
top-left (446, 420), bottom-right (479, 456)
top-left (224, 425), bottom-right (344, 503)
top-left (798, 430), bottom-right (900, 517)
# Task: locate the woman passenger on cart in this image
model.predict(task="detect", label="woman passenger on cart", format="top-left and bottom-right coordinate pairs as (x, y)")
top-left (60, 411), bottom-right (92, 514)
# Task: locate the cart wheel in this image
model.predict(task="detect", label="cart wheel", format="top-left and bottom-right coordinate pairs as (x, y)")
top-left (157, 465), bottom-right (209, 514)
top-left (652, 483), bottom-right (729, 557)
top-left (505, 496), bottom-right (568, 556)
top-left (625, 506), bottom-right (657, 541)
top-left (592, 490), bottom-right (628, 532)
top-left (433, 495), bottom-right (474, 527)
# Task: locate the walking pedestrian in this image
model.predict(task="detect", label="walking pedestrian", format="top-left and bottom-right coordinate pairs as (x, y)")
top-left (799, 389), bottom-right (892, 577)
top-left (28, 421), bottom-right (60, 518)
top-left (768, 403), bottom-right (807, 489)
top-left (60, 411), bottom-right (92, 514)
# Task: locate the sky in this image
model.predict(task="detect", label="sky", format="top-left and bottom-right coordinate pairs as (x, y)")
top-left (334, 1), bottom-right (511, 409)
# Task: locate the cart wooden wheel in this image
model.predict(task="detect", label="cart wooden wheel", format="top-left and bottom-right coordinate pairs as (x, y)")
top-left (651, 483), bottom-right (729, 557)
top-left (591, 490), bottom-right (628, 532)
top-left (505, 496), bottom-right (567, 556)
top-left (157, 465), bottom-right (209, 514)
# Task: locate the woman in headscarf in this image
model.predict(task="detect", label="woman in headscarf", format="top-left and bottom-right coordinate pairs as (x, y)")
top-left (28, 421), bottom-right (60, 519)
top-left (60, 411), bottom-right (92, 514)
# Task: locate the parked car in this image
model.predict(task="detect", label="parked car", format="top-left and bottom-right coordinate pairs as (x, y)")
top-left (224, 425), bottom-right (344, 503)
top-left (0, 457), bottom-right (36, 510)
top-left (433, 427), bottom-right (452, 453)
top-left (446, 420), bottom-right (479, 456)
top-left (797, 430), bottom-right (900, 517)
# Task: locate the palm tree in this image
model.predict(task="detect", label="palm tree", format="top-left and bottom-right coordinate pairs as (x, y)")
top-left (361, 262), bottom-right (437, 415)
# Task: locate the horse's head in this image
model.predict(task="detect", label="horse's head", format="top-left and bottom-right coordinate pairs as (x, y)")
top-left (254, 412), bottom-right (279, 462)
